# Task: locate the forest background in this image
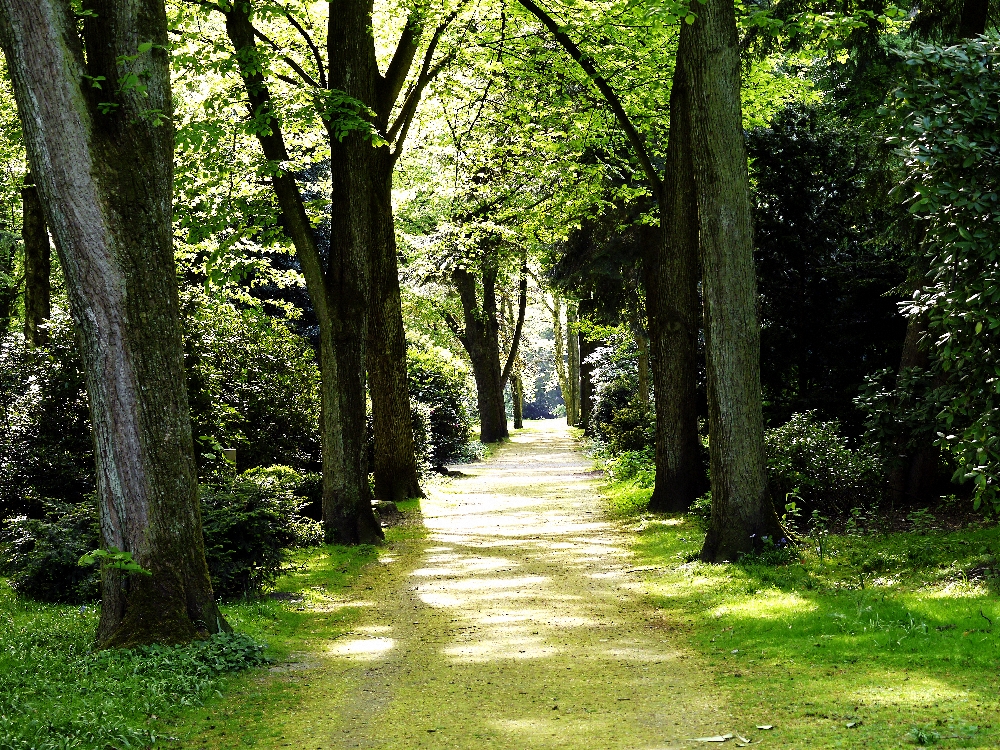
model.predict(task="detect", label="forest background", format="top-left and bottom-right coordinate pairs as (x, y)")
top-left (0, 0), bottom-right (999, 742)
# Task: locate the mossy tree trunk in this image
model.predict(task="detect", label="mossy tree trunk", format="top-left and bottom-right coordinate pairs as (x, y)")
top-left (21, 173), bottom-right (50, 347)
top-left (223, 5), bottom-right (381, 544)
top-left (0, 0), bottom-right (229, 647)
top-left (682, 0), bottom-right (782, 561)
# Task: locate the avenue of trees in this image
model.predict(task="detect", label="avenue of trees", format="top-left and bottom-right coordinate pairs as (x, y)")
top-left (0, 0), bottom-right (998, 647)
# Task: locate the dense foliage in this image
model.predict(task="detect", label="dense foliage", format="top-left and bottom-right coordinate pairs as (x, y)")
top-left (886, 34), bottom-right (1000, 510)
top-left (765, 412), bottom-right (884, 514)
top-left (200, 467), bottom-right (322, 599)
top-left (407, 343), bottom-right (474, 466)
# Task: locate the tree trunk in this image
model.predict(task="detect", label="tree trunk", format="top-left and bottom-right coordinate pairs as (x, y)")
top-left (223, 5), bottom-right (381, 544)
top-left (552, 296), bottom-right (569, 416)
top-left (578, 296), bottom-right (600, 435)
top-left (627, 306), bottom-right (650, 412)
top-left (566, 301), bottom-right (581, 426)
top-left (21, 173), bottom-right (51, 347)
top-left (0, 0), bottom-right (229, 647)
top-left (643, 50), bottom-right (704, 514)
top-left (502, 290), bottom-right (525, 429)
top-left (368, 148), bottom-right (423, 502)
top-left (682, 0), bottom-right (782, 561)
top-left (452, 263), bottom-right (508, 442)
top-left (512, 374), bottom-right (524, 428)
top-left (959, 0), bottom-right (989, 37)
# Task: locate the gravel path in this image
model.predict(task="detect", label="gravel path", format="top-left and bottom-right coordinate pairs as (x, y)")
top-left (292, 420), bottom-right (731, 749)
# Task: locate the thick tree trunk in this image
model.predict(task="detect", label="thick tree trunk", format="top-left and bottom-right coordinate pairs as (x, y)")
top-left (322, 0), bottom-right (380, 542)
top-left (682, 1), bottom-right (782, 561)
top-left (21, 174), bottom-right (51, 347)
top-left (368, 151), bottom-right (422, 502)
top-left (643, 53), bottom-right (704, 514)
top-left (453, 264), bottom-right (508, 443)
top-left (223, 5), bottom-right (381, 544)
top-left (566, 302), bottom-right (581, 426)
top-left (0, 0), bottom-right (228, 646)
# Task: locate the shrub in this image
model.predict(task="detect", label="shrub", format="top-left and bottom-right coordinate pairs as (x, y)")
top-left (607, 447), bottom-right (656, 488)
top-left (0, 498), bottom-right (100, 604)
top-left (765, 412), bottom-right (883, 514)
top-left (183, 293), bottom-right (321, 475)
top-left (200, 468), bottom-right (322, 599)
top-left (0, 312), bottom-right (94, 519)
top-left (588, 337), bottom-right (654, 454)
top-left (407, 344), bottom-right (473, 465)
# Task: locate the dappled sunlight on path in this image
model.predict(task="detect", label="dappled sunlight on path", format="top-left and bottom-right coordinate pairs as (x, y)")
top-left (296, 420), bottom-right (730, 749)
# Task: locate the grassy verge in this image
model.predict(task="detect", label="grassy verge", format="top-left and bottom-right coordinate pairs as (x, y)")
top-left (0, 510), bottom-right (422, 750)
top-left (605, 480), bottom-right (1000, 749)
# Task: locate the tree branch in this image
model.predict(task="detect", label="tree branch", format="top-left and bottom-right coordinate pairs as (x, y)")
top-left (378, 10), bottom-right (423, 121)
top-left (253, 27), bottom-right (321, 89)
top-left (280, 5), bottom-right (328, 89)
top-left (512, 0), bottom-right (662, 194)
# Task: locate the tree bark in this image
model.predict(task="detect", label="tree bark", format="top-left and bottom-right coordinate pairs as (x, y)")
top-left (367, 120), bottom-right (422, 503)
top-left (566, 301), bottom-right (581, 426)
top-left (21, 173), bottom-right (50, 347)
top-left (578, 296), bottom-right (600, 434)
top-left (502, 288), bottom-right (525, 429)
top-left (682, 0), bottom-right (782, 561)
top-left (643, 53), bottom-right (704, 514)
top-left (0, 0), bottom-right (228, 646)
top-left (452, 261), bottom-right (508, 443)
top-left (223, 5), bottom-right (381, 544)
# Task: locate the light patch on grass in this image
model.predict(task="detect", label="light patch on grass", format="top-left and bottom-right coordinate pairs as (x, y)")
top-left (712, 590), bottom-right (818, 620)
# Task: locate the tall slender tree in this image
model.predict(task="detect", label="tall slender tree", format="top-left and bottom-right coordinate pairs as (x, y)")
top-left (220, 3), bottom-right (381, 543)
top-left (514, 0), bottom-right (703, 510)
top-left (0, 0), bottom-right (228, 646)
top-left (682, 0), bottom-right (782, 561)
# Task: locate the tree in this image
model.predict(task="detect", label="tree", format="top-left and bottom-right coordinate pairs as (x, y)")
top-left (513, 0), bottom-right (703, 511)
top-left (683, 0), bottom-right (783, 561)
top-left (0, 0), bottom-right (228, 646)
top-left (215, 2), bottom-right (382, 542)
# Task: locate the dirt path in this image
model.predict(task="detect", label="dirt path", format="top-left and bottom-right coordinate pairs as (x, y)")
top-left (288, 420), bottom-right (732, 749)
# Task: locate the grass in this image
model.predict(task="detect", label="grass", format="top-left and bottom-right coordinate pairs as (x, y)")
top-left (0, 535), bottom-right (387, 750)
top-left (605, 479), bottom-right (1000, 748)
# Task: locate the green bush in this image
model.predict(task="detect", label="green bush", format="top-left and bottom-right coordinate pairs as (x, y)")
top-left (183, 293), bottom-right (321, 475)
top-left (765, 412), bottom-right (883, 514)
top-left (407, 345), bottom-right (473, 466)
top-left (607, 447), bottom-right (656, 488)
top-left (200, 467), bottom-right (322, 599)
top-left (0, 312), bottom-right (94, 519)
top-left (0, 499), bottom-right (100, 604)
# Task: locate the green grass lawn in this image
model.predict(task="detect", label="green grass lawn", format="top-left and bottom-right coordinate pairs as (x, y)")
top-left (0, 526), bottom-right (400, 750)
top-left (608, 481), bottom-right (1000, 749)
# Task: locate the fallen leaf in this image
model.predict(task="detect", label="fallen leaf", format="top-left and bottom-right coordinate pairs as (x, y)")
top-left (756, 725), bottom-right (774, 730)
top-left (846, 721), bottom-right (861, 728)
